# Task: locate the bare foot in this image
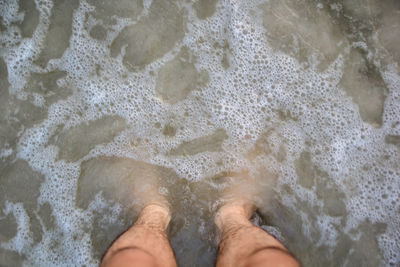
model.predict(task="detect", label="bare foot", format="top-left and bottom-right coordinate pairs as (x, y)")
top-left (130, 163), bottom-right (169, 211)
top-left (101, 164), bottom-right (175, 267)
top-left (214, 202), bottom-right (255, 232)
top-left (214, 170), bottom-right (259, 232)
top-left (135, 204), bottom-right (171, 230)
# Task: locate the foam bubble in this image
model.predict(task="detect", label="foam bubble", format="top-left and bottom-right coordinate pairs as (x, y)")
top-left (1, 0), bottom-right (399, 265)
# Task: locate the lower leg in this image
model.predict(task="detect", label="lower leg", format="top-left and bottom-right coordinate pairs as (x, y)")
top-left (215, 202), bottom-right (299, 267)
top-left (101, 204), bottom-right (177, 267)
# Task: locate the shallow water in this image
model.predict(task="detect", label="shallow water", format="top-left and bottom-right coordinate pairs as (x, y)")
top-left (0, 0), bottom-right (400, 266)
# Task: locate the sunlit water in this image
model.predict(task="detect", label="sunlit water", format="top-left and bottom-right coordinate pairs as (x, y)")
top-left (0, 0), bottom-right (399, 266)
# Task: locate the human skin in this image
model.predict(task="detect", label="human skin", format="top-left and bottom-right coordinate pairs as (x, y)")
top-left (101, 169), bottom-right (299, 267)
top-left (215, 202), bottom-right (300, 267)
top-left (101, 201), bottom-right (299, 267)
top-left (100, 204), bottom-right (177, 267)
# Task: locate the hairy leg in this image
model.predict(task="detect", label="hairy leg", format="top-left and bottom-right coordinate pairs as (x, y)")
top-left (215, 202), bottom-right (299, 267)
top-left (214, 170), bottom-right (299, 267)
top-left (101, 204), bottom-right (177, 267)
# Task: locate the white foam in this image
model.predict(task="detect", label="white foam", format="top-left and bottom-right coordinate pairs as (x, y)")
top-left (1, 0), bottom-right (399, 265)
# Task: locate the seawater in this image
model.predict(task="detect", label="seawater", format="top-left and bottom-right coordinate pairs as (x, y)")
top-left (0, 0), bottom-right (399, 266)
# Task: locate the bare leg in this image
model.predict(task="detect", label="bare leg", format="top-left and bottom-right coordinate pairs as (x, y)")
top-left (101, 204), bottom-right (177, 267)
top-left (215, 172), bottom-right (299, 267)
top-left (101, 165), bottom-right (176, 267)
top-left (215, 202), bottom-right (299, 267)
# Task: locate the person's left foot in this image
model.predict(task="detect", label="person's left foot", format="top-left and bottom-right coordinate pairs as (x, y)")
top-left (130, 163), bottom-right (169, 212)
top-left (135, 204), bottom-right (171, 230)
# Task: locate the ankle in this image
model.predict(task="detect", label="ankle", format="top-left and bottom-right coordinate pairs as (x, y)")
top-left (215, 204), bottom-right (253, 232)
top-left (135, 204), bottom-right (171, 230)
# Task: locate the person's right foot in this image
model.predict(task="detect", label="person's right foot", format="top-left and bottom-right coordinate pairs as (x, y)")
top-left (214, 171), bottom-right (258, 231)
top-left (214, 201), bottom-right (255, 232)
